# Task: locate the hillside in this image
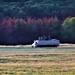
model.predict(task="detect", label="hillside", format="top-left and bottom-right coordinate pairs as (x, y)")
top-left (0, 0), bottom-right (75, 20)
top-left (0, 0), bottom-right (75, 44)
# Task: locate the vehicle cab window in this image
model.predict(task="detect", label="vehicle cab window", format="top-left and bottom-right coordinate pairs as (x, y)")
top-left (35, 42), bottom-right (37, 44)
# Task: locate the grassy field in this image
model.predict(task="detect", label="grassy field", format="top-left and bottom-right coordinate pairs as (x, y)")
top-left (0, 45), bottom-right (75, 75)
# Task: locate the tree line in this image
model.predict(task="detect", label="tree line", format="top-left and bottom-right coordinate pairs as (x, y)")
top-left (0, 16), bottom-right (75, 45)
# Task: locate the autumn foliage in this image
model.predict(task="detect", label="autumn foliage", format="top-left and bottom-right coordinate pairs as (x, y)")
top-left (0, 16), bottom-right (74, 44)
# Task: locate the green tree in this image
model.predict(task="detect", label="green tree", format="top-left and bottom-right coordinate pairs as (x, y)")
top-left (62, 17), bottom-right (75, 43)
top-left (51, 17), bottom-right (62, 39)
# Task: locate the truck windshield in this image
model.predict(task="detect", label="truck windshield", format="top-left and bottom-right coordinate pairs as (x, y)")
top-left (35, 42), bottom-right (37, 44)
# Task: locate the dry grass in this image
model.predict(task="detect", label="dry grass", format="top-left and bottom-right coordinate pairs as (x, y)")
top-left (0, 45), bottom-right (75, 75)
top-left (0, 54), bottom-right (75, 75)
